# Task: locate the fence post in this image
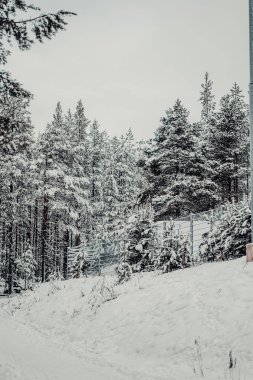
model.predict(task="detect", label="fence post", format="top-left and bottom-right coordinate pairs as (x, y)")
top-left (66, 247), bottom-right (69, 280)
top-left (98, 240), bottom-right (101, 276)
top-left (210, 210), bottom-right (214, 261)
top-left (190, 213), bottom-right (194, 258)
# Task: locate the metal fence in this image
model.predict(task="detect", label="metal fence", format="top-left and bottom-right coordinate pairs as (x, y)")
top-left (155, 205), bottom-right (228, 260)
top-left (67, 239), bottom-right (120, 278)
top-left (67, 205), bottom-right (228, 277)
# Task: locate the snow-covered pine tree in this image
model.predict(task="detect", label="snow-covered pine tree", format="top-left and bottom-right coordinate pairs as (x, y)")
top-left (140, 99), bottom-right (217, 219)
top-left (153, 222), bottom-right (191, 273)
top-left (207, 84), bottom-right (249, 204)
top-left (115, 262), bottom-right (132, 284)
top-left (74, 100), bottom-right (90, 143)
top-left (200, 72), bottom-right (216, 130)
top-left (68, 100), bottom-right (91, 245)
top-left (102, 136), bottom-right (120, 227)
top-left (200, 202), bottom-right (250, 262)
top-left (89, 120), bottom-right (108, 235)
top-left (70, 247), bottom-right (90, 278)
top-left (199, 72), bottom-right (217, 163)
top-left (121, 205), bottom-right (156, 272)
top-left (102, 130), bottom-right (140, 230)
top-left (115, 129), bottom-right (139, 208)
top-left (14, 244), bottom-right (37, 289)
top-left (0, 96), bottom-right (35, 293)
top-left (37, 102), bottom-right (90, 280)
top-left (0, 1), bottom-right (75, 98)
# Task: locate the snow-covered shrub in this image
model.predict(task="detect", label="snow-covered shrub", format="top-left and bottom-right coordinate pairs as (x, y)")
top-left (153, 222), bottom-right (192, 273)
top-left (70, 248), bottom-right (90, 278)
top-left (121, 206), bottom-right (157, 272)
top-left (47, 269), bottom-right (64, 282)
top-left (14, 245), bottom-right (37, 290)
top-left (117, 206), bottom-right (192, 274)
top-left (115, 262), bottom-right (132, 284)
top-left (88, 277), bottom-right (117, 313)
top-left (200, 202), bottom-right (250, 261)
top-left (47, 281), bottom-right (62, 296)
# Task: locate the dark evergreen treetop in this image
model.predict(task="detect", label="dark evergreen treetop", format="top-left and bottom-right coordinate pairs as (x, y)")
top-left (207, 83), bottom-right (249, 202)
top-left (0, 0), bottom-right (76, 98)
top-left (139, 99), bottom-right (219, 218)
top-left (0, 95), bottom-right (33, 154)
top-left (200, 72), bottom-right (215, 124)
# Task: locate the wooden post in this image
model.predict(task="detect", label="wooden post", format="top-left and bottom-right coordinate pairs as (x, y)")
top-left (246, 243), bottom-right (253, 263)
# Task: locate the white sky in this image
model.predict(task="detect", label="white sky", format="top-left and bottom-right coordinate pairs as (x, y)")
top-left (7, 0), bottom-right (249, 140)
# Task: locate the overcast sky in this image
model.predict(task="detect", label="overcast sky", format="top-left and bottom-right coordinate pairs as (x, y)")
top-left (7, 0), bottom-right (248, 140)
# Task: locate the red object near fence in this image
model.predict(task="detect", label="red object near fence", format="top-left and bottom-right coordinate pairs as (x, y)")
top-left (246, 243), bottom-right (253, 263)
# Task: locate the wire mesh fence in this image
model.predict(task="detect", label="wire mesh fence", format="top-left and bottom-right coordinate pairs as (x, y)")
top-left (67, 239), bottom-right (120, 278)
top-left (67, 205), bottom-right (228, 278)
top-left (156, 205), bottom-right (229, 260)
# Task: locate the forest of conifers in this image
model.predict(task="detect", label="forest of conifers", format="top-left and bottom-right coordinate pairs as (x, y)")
top-left (0, 72), bottom-right (250, 290)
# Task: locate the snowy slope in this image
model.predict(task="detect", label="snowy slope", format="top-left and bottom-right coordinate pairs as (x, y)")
top-left (1, 258), bottom-right (253, 380)
top-left (0, 316), bottom-right (127, 380)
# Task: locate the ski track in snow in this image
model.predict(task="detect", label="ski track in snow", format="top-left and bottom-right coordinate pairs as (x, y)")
top-left (0, 257), bottom-right (253, 380)
top-left (0, 316), bottom-right (127, 380)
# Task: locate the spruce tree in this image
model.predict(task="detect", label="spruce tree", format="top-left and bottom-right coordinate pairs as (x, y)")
top-left (140, 99), bottom-right (217, 219)
top-left (89, 120), bottom-right (107, 234)
top-left (200, 72), bottom-right (216, 127)
top-left (208, 84), bottom-right (249, 203)
top-left (122, 206), bottom-right (156, 272)
top-left (199, 72), bottom-right (217, 157)
top-left (153, 222), bottom-right (192, 273)
top-left (109, 130), bottom-right (139, 213)
top-left (102, 136), bottom-right (120, 225)
top-left (200, 202), bottom-right (250, 261)
top-left (69, 100), bottom-right (91, 245)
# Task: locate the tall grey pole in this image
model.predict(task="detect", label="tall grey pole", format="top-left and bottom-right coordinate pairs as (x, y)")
top-left (249, 0), bottom-right (253, 242)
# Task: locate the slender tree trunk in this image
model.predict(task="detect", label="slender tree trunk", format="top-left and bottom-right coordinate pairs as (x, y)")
top-left (227, 179), bottom-right (232, 203)
top-left (33, 200), bottom-right (39, 279)
top-left (14, 225), bottom-right (18, 259)
top-left (63, 229), bottom-right (69, 279)
top-left (1, 222), bottom-right (6, 270)
top-left (7, 183), bottom-right (14, 294)
top-left (54, 220), bottom-right (60, 271)
top-left (27, 205), bottom-right (32, 244)
top-left (41, 193), bottom-right (49, 282)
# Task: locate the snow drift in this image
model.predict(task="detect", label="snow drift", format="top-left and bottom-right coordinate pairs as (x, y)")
top-left (1, 258), bottom-right (253, 380)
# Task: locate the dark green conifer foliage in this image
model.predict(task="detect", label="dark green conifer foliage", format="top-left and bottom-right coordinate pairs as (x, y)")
top-left (208, 84), bottom-right (249, 203)
top-left (140, 99), bottom-right (217, 219)
top-left (0, 0), bottom-right (76, 98)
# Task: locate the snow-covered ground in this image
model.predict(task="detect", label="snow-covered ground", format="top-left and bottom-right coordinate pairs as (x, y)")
top-left (0, 316), bottom-right (126, 380)
top-left (1, 258), bottom-right (253, 380)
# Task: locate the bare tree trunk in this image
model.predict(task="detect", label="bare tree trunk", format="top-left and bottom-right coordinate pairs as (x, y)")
top-left (41, 193), bottom-right (49, 282)
top-left (7, 182), bottom-right (14, 294)
top-left (33, 200), bottom-right (39, 279)
top-left (63, 229), bottom-right (69, 279)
